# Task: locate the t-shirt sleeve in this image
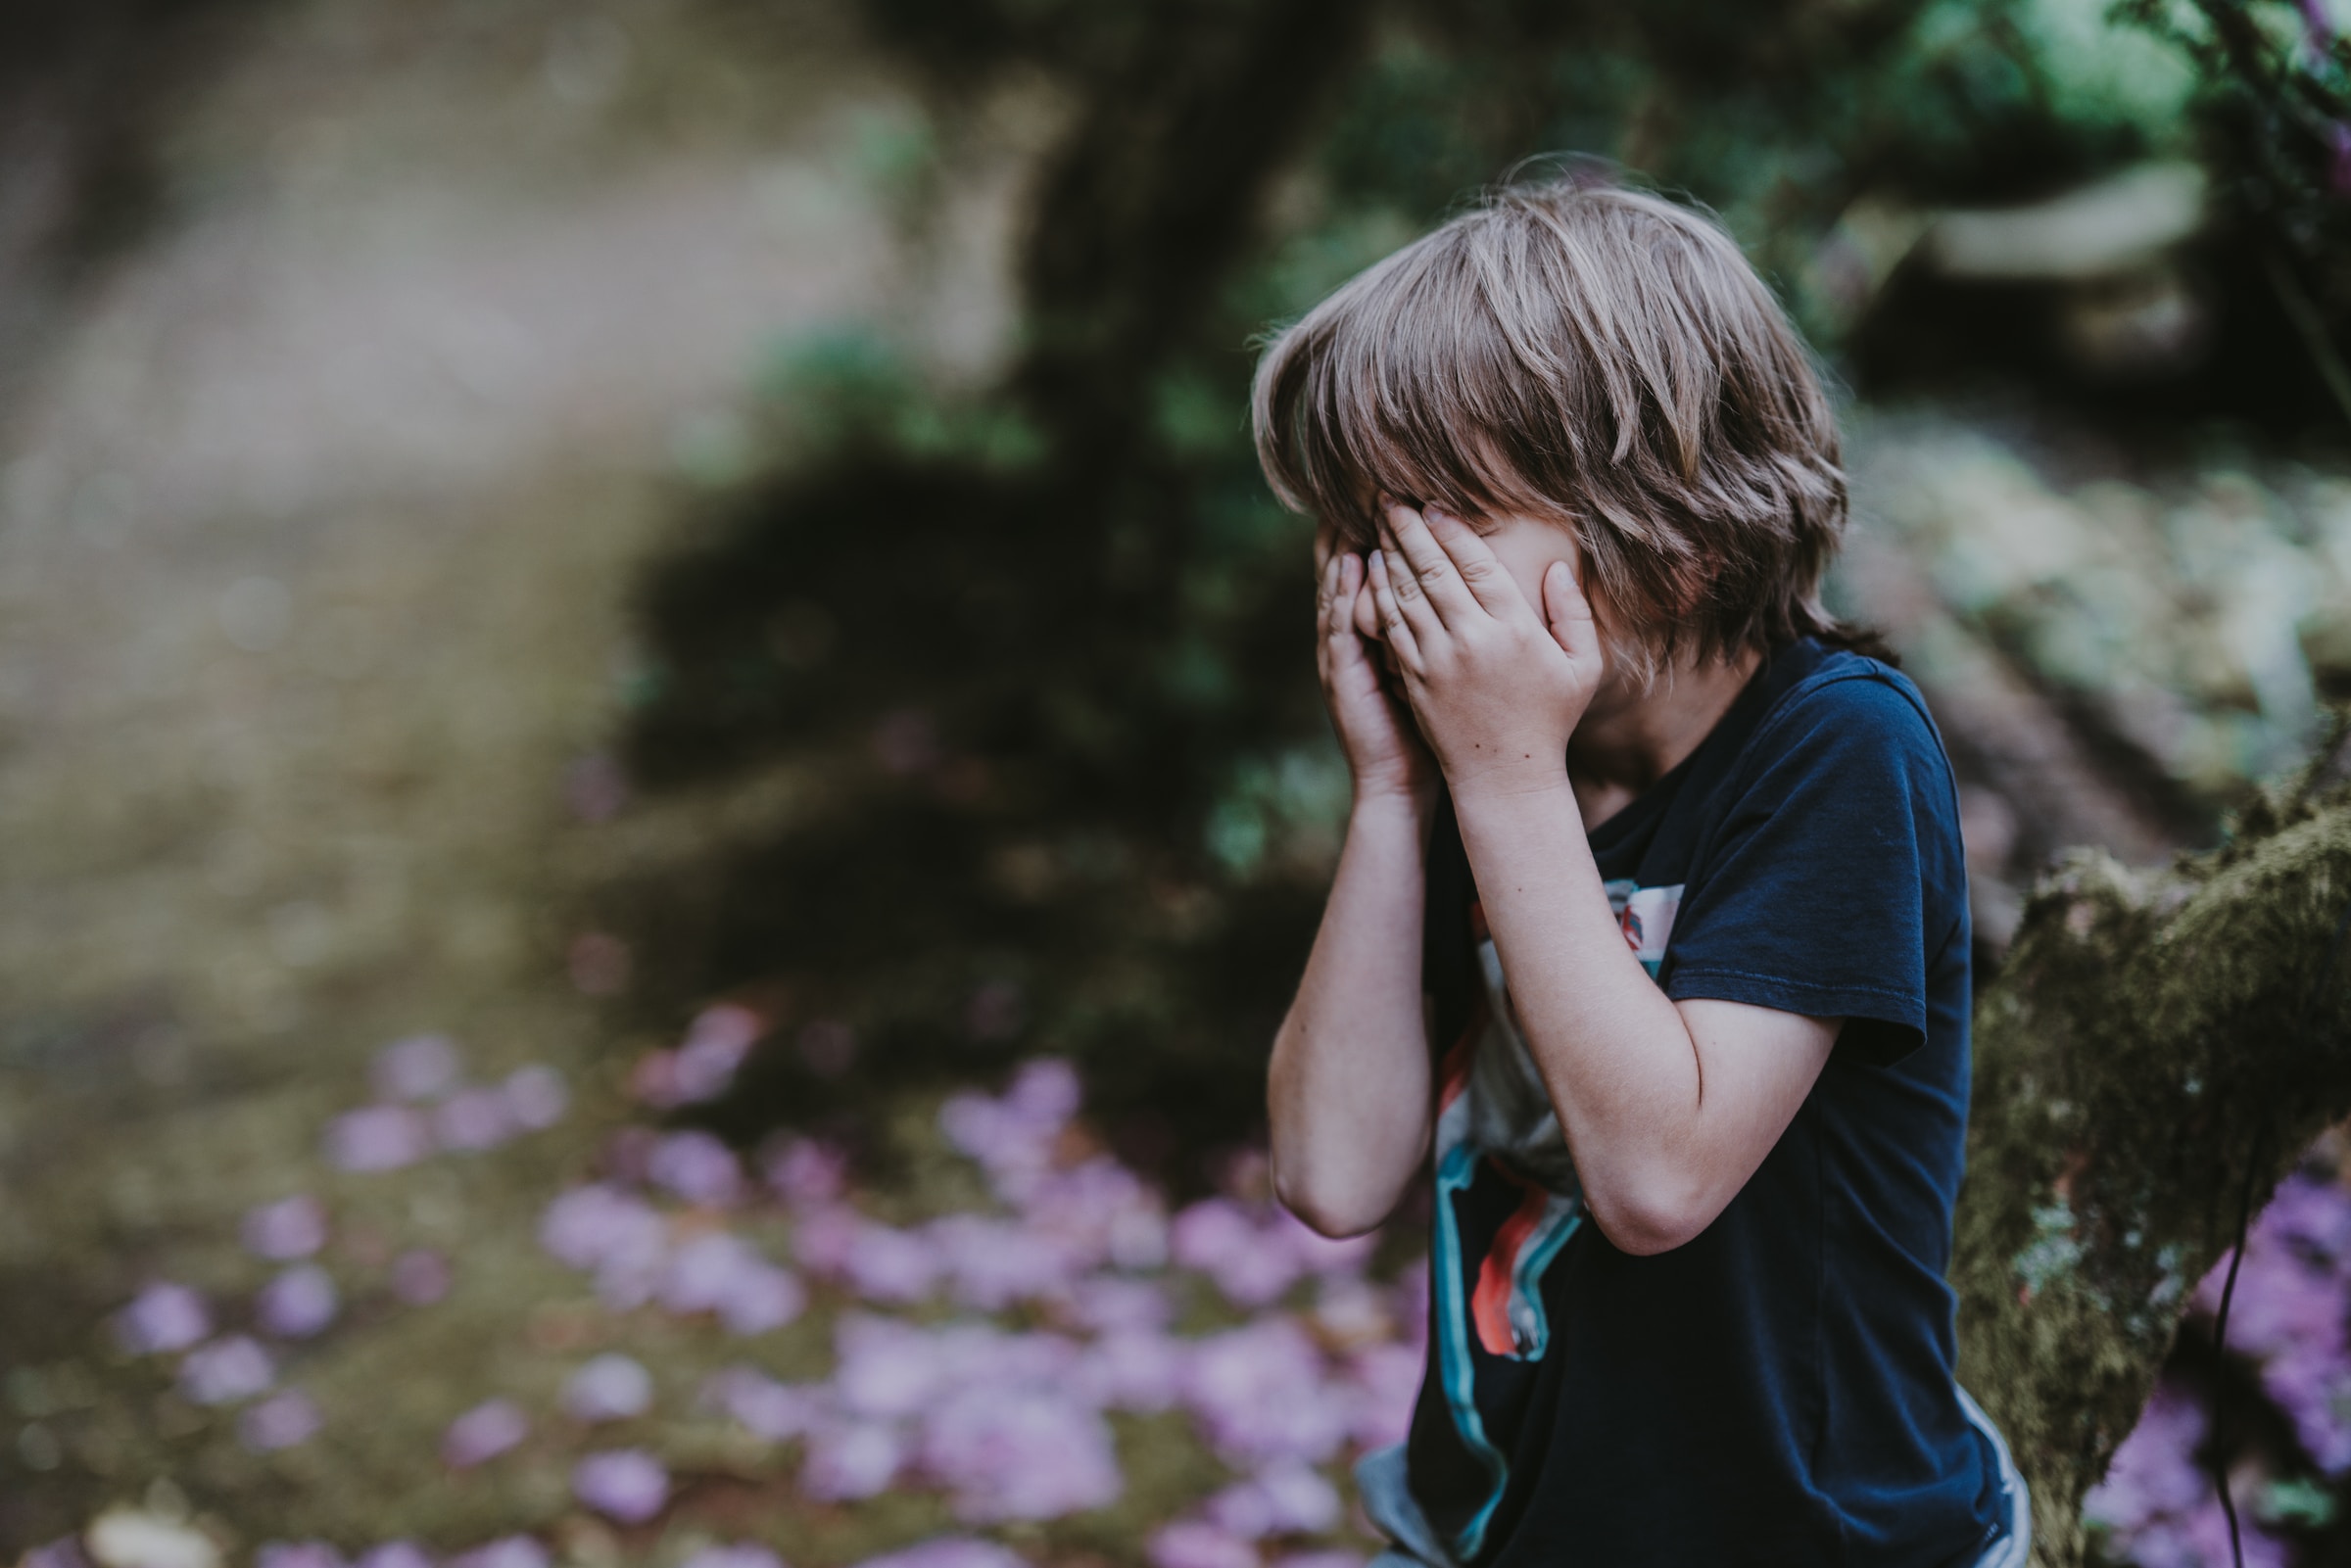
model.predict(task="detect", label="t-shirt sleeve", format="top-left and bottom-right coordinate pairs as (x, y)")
top-left (1657, 673), bottom-right (1968, 1065)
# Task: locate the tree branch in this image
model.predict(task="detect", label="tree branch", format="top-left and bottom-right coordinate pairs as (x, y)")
top-left (1955, 784), bottom-right (2351, 1565)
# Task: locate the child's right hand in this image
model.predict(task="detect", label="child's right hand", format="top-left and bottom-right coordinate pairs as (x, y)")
top-left (1316, 521), bottom-right (1436, 811)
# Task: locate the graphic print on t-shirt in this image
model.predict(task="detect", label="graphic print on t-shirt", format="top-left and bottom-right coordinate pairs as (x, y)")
top-left (1605, 879), bottom-right (1682, 975)
top-left (1394, 643), bottom-right (1997, 1568)
top-left (1425, 880), bottom-right (1683, 1559)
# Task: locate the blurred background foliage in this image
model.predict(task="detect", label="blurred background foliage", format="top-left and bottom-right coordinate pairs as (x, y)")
top-left (8, 0), bottom-right (2351, 1561)
top-left (607, 0), bottom-right (2351, 1156)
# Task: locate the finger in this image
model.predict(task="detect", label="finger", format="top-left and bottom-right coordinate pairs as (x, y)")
top-left (1371, 511), bottom-right (1449, 644)
top-left (1366, 548), bottom-right (1421, 666)
top-left (1543, 558), bottom-right (1605, 668)
top-left (1317, 548), bottom-right (1344, 626)
top-left (1377, 501), bottom-right (1480, 626)
top-left (1422, 507), bottom-right (1522, 616)
top-left (1330, 555), bottom-right (1376, 657)
top-left (1324, 555), bottom-right (1366, 656)
top-left (1350, 555), bottom-right (1383, 643)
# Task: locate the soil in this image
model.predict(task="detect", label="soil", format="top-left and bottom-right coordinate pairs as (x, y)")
top-left (0, 0), bottom-right (1048, 1544)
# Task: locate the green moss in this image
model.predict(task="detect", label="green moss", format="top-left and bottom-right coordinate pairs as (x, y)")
top-left (1954, 773), bottom-right (2351, 1566)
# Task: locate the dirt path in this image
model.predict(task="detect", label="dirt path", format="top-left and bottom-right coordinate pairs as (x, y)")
top-left (0, 1), bottom-right (1043, 1542)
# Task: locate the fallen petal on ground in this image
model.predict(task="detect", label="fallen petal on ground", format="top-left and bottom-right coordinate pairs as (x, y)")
top-left (443, 1400), bottom-right (529, 1469)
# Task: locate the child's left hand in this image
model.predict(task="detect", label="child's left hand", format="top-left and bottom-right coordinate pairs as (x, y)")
top-left (1365, 499), bottom-right (1605, 802)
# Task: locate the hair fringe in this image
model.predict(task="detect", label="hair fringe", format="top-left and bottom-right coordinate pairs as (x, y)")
top-left (1251, 170), bottom-right (1848, 675)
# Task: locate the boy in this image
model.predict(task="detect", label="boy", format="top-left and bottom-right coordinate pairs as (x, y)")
top-left (1251, 178), bottom-right (2030, 1566)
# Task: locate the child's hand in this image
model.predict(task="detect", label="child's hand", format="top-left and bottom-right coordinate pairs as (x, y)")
top-left (1314, 521), bottom-right (1436, 810)
top-left (1366, 500), bottom-right (1604, 802)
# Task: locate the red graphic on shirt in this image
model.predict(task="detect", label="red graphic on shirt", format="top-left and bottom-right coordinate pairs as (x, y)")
top-left (1471, 1160), bottom-right (1551, 1356)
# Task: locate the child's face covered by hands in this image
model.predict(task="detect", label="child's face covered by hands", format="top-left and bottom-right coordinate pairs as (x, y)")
top-left (1345, 499), bottom-right (1607, 802)
top-left (1346, 508), bottom-right (1590, 658)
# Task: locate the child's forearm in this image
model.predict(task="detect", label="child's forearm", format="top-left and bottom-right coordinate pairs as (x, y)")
top-left (1268, 789), bottom-right (1436, 1238)
top-left (1452, 779), bottom-right (1834, 1255)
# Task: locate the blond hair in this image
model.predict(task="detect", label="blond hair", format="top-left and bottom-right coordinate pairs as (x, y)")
top-left (1250, 174), bottom-right (1847, 676)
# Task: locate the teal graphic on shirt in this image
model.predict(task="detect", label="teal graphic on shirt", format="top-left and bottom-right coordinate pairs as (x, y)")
top-left (1425, 879), bottom-right (1683, 1559)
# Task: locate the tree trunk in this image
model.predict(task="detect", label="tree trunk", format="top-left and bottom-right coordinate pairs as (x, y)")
top-left (1955, 747), bottom-right (2351, 1565)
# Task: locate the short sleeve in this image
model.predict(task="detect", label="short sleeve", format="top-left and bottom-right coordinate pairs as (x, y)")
top-left (1656, 673), bottom-right (1968, 1065)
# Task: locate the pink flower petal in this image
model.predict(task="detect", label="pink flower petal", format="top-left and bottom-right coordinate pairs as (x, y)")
top-left (718, 1262), bottom-right (805, 1336)
top-left (540, 1185), bottom-right (667, 1309)
top-left (116, 1282), bottom-right (211, 1355)
top-left (443, 1399), bottom-right (528, 1468)
top-left (1343, 1344), bottom-right (1422, 1450)
top-left (565, 1354), bottom-right (653, 1423)
top-left (928, 1214), bottom-right (1080, 1309)
top-left (657, 1231), bottom-right (804, 1332)
top-left (629, 1050), bottom-right (683, 1109)
top-left (707, 1366), bottom-right (821, 1442)
top-left (662, 1232), bottom-right (763, 1314)
top-left (1079, 1329), bottom-right (1188, 1413)
top-left (1173, 1200), bottom-right (1304, 1307)
top-left (353, 1544), bottom-right (434, 1568)
top-left (764, 1138), bottom-right (849, 1210)
top-left (792, 1206), bottom-right (859, 1273)
top-left (373, 1034), bottom-right (460, 1101)
top-left (648, 1130), bottom-right (744, 1208)
top-left (325, 1106), bottom-right (431, 1172)
top-left (1204, 1463), bottom-right (1339, 1539)
top-left (256, 1264), bottom-right (339, 1339)
top-left (241, 1390), bottom-right (323, 1451)
top-left (572, 1449), bottom-right (670, 1523)
top-left (801, 1420), bottom-right (903, 1500)
top-left (434, 1087), bottom-right (519, 1153)
top-left (180, 1336), bottom-right (274, 1404)
top-left (1181, 1318), bottom-right (1350, 1466)
top-left (678, 1547), bottom-right (784, 1568)
top-left (672, 1005), bottom-right (762, 1103)
top-left (853, 1541), bottom-right (1028, 1568)
top-left (504, 1066), bottom-right (569, 1129)
top-left (242, 1196), bottom-right (329, 1261)
top-left (841, 1222), bottom-right (942, 1304)
top-left (257, 1543), bottom-right (344, 1568)
top-left (446, 1540), bottom-right (548, 1568)
top-left (917, 1387), bottom-right (1122, 1521)
top-left (1147, 1521), bottom-right (1258, 1568)
top-left (1062, 1276), bottom-right (1175, 1335)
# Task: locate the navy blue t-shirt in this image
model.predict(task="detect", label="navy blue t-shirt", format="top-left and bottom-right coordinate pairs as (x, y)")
top-left (1399, 638), bottom-right (2000, 1566)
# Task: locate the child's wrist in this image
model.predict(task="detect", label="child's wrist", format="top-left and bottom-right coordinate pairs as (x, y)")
top-left (1348, 782), bottom-right (1435, 832)
top-left (1446, 758), bottom-right (1574, 814)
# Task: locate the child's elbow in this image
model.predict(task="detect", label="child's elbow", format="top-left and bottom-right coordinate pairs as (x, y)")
top-left (1271, 1169), bottom-right (1391, 1241)
top-left (1588, 1182), bottom-right (1720, 1258)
